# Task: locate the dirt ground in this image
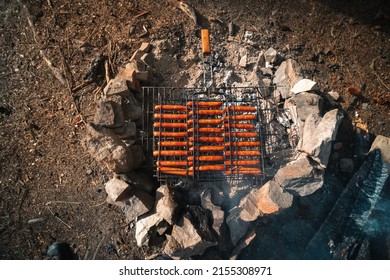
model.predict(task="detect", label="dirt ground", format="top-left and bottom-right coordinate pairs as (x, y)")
top-left (0, 0), bottom-right (389, 259)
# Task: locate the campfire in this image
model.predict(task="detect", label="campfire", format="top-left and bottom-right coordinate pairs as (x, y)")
top-left (82, 31), bottom-right (390, 259)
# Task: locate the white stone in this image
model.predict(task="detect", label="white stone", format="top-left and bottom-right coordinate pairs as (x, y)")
top-left (297, 109), bottom-right (344, 167)
top-left (291, 78), bottom-right (319, 94)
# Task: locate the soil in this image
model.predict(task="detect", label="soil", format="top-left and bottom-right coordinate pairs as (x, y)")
top-left (0, 0), bottom-right (389, 259)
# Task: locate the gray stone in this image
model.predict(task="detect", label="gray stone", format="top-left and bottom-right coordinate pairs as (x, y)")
top-left (275, 155), bottom-right (324, 196)
top-left (255, 180), bottom-right (293, 213)
top-left (297, 109), bottom-right (344, 167)
top-left (122, 93), bottom-right (142, 121)
top-left (291, 92), bottom-right (323, 121)
top-left (114, 121), bottom-right (137, 141)
top-left (256, 51), bottom-right (265, 68)
top-left (125, 60), bottom-right (147, 72)
top-left (124, 190), bottom-right (154, 223)
top-left (328, 90), bottom-right (340, 101)
top-left (105, 178), bottom-right (132, 202)
top-left (94, 100), bottom-right (124, 128)
top-left (135, 213), bottom-right (163, 246)
top-left (155, 185), bottom-right (178, 225)
top-left (83, 123), bottom-right (136, 173)
top-left (273, 59), bottom-right (302, 99)
top-left (104, 77), bottom-right (129, 97)
top-left (238, 189), bottom-right (261, 222)
top-left (226, 206), bottom-right (251, 246)
top-left (340, 158), bottom-right (354, 173)
top-left (264, 47), bottom-right (277, 63)
top-left (284, 98), bottom-right (298, 125)
top-left (239, 55), bottom-right (247, 68)
top-left (260, 67), bottom-right (273, 76)
top-left (200, 189), bottom-right (225, 235)
top-left (291, 78), bottom-right (319, 94)
top-left (164, 215), bottom-right (216, 259)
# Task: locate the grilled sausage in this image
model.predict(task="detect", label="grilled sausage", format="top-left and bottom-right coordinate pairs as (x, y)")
top-left (188, 155), bottom-right (224, 162)
top-left (187, 119), bottom-right (223, 125)
top-left (225, 168), bottom-right (262, 175)
top-left (188, 110), bottom-right (223, 116)
top-left (157, 161), bottom-right (188, 167)
top-left (153, 131), bottom-right (187, 138)
top-left (153, 150), bottom-right (188, 156)
top-left (225, 141), bottom-right (261, 147)
top-left (154, 113), bottom-right (187, 120)
top-left (225, 106), bottom-right (257, 112)
top-left (188, 136), bottom-right (224, 143)
top-left (155, 105), bottom-right (187, 111)
top-left (223, 132), bottom-right (258, 138)
top-left (224, 150), bottom-right (261, 156)
top-left (224, 123), bottom-right (256, 130)
top-left (223, 115), bottom-right (256, 121)
top-left (189, 165), bottom-right (225, 171)
top-left (188, 127), bottom-right (223, 133)
top-left (153, 122), bottom-right (187, 129)
top-left (158, 167), bottom-right (193, 176)
top-left (186, 101), bottom-right (223, 108)
top-left (158, 141), bottom-right (188, 147)
top-left (224, 160), bottom-right (260, 166)
top-left (189, 146), bottom-right (225, 152)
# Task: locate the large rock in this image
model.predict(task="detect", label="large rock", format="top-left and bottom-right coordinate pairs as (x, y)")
top-left (83, 123), bottom-right (135, 173)
top-left (238, 189), bottom-right (261, 222)
top-left (155, 185), bottom-right (178, 225)
top-left (94, 99), bottom-right (124, 128)
top-left (291, 92), bottom-right (323, 121)
top-left (274, 155), bottom-right (324, 196)
top-left (135, 213), bottom-right (163, 246)
top-left (226, 206), bottom-right (251, 246)
top-left (105, 178), bottom-right (132, 202)
top-left (124, 190), bottom-right (154, 223)
top-left (297, 109), bottom-right (344, 167)
top-left (273, 59), bottom-right (302, 98)
top-left (104, 77), bottom-right (129, 97)
top-left (200, 189), bottom-right (225, 235)
top-left (291, 78), bottom-right (319, 94)
top-left (164, 215), bottom-right (216, 259)
top-left (255, 180), bottom-right (293, 214)
top-left (114, 121), bottom-right (137, 142)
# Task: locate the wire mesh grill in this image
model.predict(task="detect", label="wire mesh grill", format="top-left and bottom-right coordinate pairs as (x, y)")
top-left (141, 86), bottom-right (297, 184)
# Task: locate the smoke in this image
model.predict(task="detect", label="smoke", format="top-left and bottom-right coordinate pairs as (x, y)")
top-left (362, 179), bottom-right (390, 237)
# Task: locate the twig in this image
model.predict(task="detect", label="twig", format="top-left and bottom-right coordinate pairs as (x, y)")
top-left (47, 207), bottom-right (72, 229)
top-left (92, 235), bottom-right (106, 260)
top-left (133, 10), bottom-right (150, 19)
top-left (104, 60), bottom-right (110, 83)
top-left (72, 80), bottom-right (91, 92)
top-left (372, 71), bottom-right (390, 92)
top-left (46, 201), bottom-right (81, 206)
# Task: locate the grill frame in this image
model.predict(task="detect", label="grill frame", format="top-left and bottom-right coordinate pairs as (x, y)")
top-left (141, 86), bottom-right (297, 185)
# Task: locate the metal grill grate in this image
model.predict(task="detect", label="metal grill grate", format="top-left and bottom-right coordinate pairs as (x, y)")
top-left (141, 86), bottom-right (297, 184)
